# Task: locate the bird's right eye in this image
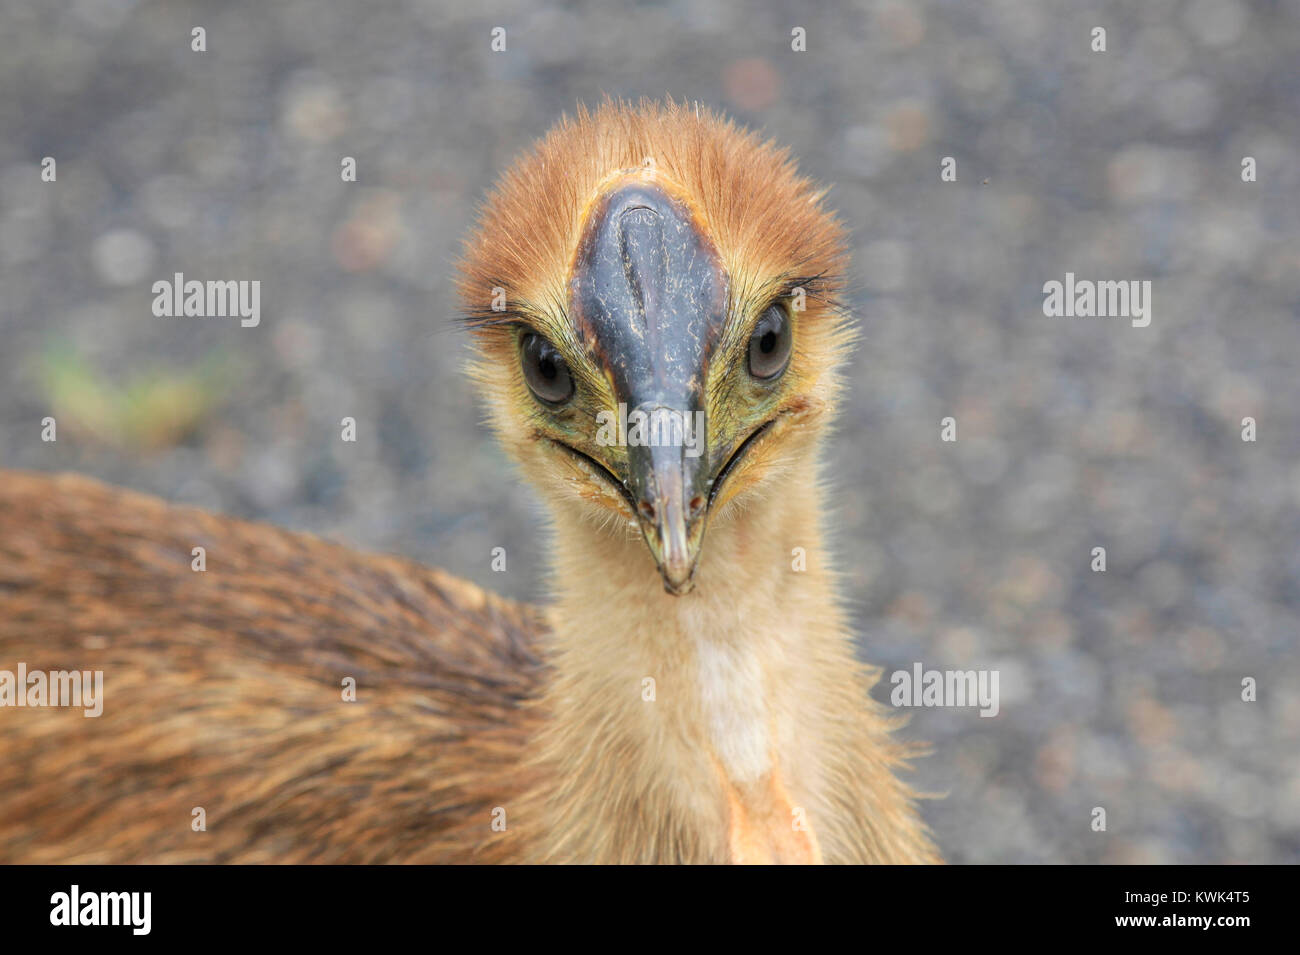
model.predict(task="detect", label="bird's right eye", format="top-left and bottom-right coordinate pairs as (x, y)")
top-left (747, 304), bottom-right (793, 380)
top-left (520, 332), bottom-right (575, 405)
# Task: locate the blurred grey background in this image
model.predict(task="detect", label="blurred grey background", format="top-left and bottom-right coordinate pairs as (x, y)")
top-left (1, 0), bottom-right (1298, 863)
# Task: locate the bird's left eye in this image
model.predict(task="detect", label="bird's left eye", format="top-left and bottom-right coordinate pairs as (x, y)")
top-left (747, 304), bottom-right (792, 380)
top-left (520, 332), bottom-right (575, 405)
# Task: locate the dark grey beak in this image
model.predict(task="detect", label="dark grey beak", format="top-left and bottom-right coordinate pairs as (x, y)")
top-left (569, 176), bottom-right (728, 594)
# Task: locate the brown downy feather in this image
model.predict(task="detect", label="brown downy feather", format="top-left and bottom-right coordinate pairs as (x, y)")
top-left (0, 471), bottom-right (543, 862)
top-left (0, 468), bottom-right (936, 863)
top-left (0, 100), bottom-right (940, 863)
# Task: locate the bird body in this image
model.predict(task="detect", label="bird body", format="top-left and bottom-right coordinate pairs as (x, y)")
top-left (0, 101), bottom-right (940, 863)
top-left (0, 471), bottom-right (542, 863)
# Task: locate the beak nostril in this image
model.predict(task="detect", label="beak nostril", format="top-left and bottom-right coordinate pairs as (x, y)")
top-left (688, 495), bottom-right (705, 517)
top-left (638, 500), bottom-right (656, 521)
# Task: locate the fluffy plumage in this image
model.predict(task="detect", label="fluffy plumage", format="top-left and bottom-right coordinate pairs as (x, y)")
top-left (0, 472), bottom-right (542, 862)
top-left (0, 100), bottom-right (940, 863)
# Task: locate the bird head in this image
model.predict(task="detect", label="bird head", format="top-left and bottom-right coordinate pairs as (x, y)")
top-left (459, 100), bottom-right (850, 596)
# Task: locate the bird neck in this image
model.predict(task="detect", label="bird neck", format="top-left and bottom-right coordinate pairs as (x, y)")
top-left (534, 449), bottom-right (866, 862)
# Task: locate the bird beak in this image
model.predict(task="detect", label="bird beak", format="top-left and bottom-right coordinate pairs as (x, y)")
top-left (569, 175), bottom-right (729, 596)
top-left (629, 435), bottom-right (711, 595)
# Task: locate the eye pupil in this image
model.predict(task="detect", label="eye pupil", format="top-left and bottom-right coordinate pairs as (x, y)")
top-left (540, 358), bottom-right (556, 379)
top-left (759, 331), bottom-right (777, 354)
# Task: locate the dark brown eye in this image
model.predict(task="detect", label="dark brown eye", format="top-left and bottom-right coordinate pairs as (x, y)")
top-left (747, 304), bottom-right (792, 380)
top-left (520, 332), bottom-right (574, 405)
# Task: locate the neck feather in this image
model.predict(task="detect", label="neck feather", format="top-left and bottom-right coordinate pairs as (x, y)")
top-left (527, 450), bottom-right (892, 862)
